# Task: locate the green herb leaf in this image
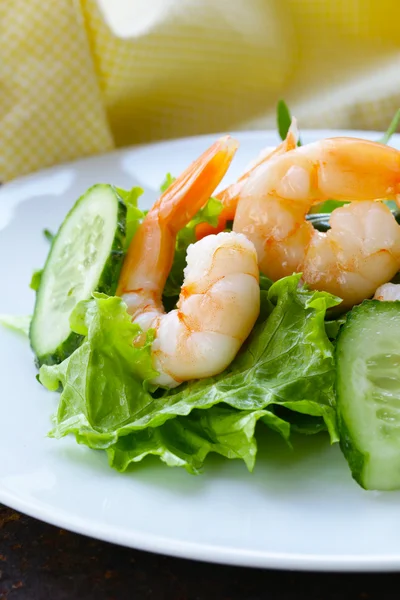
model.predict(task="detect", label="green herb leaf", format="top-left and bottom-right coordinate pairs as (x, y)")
top-left (310, 200), bottom-right (349, 214)
top-left (276, 99), bottom-right (301, 146)
top-left (29, 269), bottom-right (43, 291)
top-left (379, 108), bottom-right (400, 145)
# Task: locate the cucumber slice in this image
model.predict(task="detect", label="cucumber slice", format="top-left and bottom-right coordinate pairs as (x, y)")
top-left (336, 301), bottom-right (400, 490)
top-left (30, 184), bottom-right (126, 366)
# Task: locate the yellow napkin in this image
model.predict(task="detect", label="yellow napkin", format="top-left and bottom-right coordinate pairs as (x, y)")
top-left (1, 0), bottom-right (400, 181)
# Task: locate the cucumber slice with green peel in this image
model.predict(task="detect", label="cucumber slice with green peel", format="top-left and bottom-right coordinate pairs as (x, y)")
top-left (30, 184), bottom-right (126, 366)
top-left (336, 301), bottom-right (400, 490)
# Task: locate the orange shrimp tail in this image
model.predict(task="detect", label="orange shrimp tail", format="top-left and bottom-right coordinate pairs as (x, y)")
top-left (155, 135), bottom-right (239, 233)
top-left (117, 135), bottom-right (238, 298)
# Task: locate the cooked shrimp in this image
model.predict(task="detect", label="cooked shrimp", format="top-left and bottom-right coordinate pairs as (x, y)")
top-left (117, 136), bottom-right (260, 388)
top-left (195, 120), bottom-right (299, 239)
top-left (374, 283), bottom-right (400, 301)
top-left (233, 138), bottom-right (400, 310)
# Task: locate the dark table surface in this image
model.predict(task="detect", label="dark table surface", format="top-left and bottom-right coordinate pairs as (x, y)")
top-left (1, 505), bottom-right (399, 600)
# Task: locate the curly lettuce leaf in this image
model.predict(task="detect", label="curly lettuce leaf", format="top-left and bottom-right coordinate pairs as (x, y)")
top-left (159, 275), bottom-right (340, 442)
top-left (0, 314), bottom-right (31, 337)
top-left (42, 291), bottom-right (289, 473)
top-left (108, 406), bottom-right (289, 473)
top-left (30, 269), bottom-right (43, 291)
top-left (160, 172), bottom-right (176, 193)
top-left (115, 186), bottom-right (145, 248)
top-left (41, 274), bottom-right (339, 476)
top-left (40, 294), bottom-right (159, 443)
top-left (325, 316), bottom-right (346, 340)
top-left (272, 405), bottom-right (328, 435)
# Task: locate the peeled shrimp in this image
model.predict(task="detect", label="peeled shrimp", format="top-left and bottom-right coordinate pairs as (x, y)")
top-left (117, 136), bottom-right (260, 388)
top-left (374, 283), bottom-right (400, 301)
top-left (233, 138), bottom-right (400, 310)
top-left (195, 120), bottom-right (299, 239)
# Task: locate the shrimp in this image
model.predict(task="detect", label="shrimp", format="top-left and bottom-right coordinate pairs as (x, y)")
top-left (374, 283), bottom-right (400, 301)
top-left (195, 120), bottom-right (299, 240)
top-left (232, 137), bottom-right (400, 310)
top-left (117, 136), bottom-right (260, 388)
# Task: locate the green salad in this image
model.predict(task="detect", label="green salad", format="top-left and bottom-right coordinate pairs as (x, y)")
top-left (3, 101), bottom-right (400, 491)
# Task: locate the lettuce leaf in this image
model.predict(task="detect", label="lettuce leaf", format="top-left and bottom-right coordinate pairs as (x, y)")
top-left (40, 274), bottom-right (339, 473)
top-left (159, 275), bottom-right (340, 442)
top-left (325, 316), bottom-right (346, 340)
top-left (0, 314), bottom-right (31, 337)
top-left (160, 172), bottom-right (176, 192)
top-left (40, 294), bottom-right (158, 440)
top-left (115, 186), bottom-right (144, 248)
top-left (30, 269), bottom-right (42, 291)
top-left (108, 406), bottom-right (288, 473)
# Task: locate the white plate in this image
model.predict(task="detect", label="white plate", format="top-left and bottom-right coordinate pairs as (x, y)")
top-left (1, 130), bottom-right (400, 573)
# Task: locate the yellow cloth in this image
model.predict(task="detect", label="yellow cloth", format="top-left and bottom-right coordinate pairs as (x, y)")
top-left (1, 0), bottom-right (400, 181)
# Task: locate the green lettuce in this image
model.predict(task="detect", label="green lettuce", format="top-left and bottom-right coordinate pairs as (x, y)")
top-left (325, 316), bottom-right (346, 340)
top-left (108, 406), bottom-right (287, 473)
top-left (159, 275), bottom-right (340, 442)
top-left (40, 294), bottom-right (159, 438)
top-left (159, 172), bottom-right (176, 192)
top-left (115, 186), bottom-right (145, 248)
top-left (40, 274), bottom-right (339, 472)
top-left (30, 270), bottom-right (42, 291)
top-left (0, 314), bottom-right (31, 337)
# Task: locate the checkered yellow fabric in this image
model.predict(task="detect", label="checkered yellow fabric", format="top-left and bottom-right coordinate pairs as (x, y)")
top-left (1, 0), bottom-right (400, 181)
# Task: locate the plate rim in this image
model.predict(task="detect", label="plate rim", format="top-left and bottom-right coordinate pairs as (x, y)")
top-left (3, 486), bottom-right (400, 572)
